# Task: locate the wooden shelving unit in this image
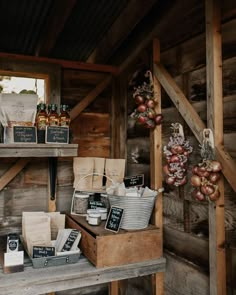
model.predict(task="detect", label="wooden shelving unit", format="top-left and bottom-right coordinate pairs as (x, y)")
top-left (0, 144), bottom-right (78, 192)
top-left (0, 144), bottom-right (78, 157)
top-left (0, 254), bottom-right (166, 295)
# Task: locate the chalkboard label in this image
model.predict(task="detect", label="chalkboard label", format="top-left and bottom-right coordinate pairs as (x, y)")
top-left (88, 200), bottom-right (105, 209)
top-left (46, 126), bottom-right (69, 144)
top-left (124, 174), bottom-right (144, 187)
top-left (33, 246), bottom-right (55, 258)
top-left (13, 126), bottom-right (37, 143)
top-left (61, 230), bottom-right (79, 252)
top-left (105, 206), bottom-right (124, 233)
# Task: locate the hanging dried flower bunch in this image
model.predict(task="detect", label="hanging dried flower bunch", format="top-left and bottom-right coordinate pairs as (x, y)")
top-left (163, 123), bottom-right (193, 187)
top-left (130, 70), bottom-right (163, 129)
top-left (191, 129), bottom-right (222, 202)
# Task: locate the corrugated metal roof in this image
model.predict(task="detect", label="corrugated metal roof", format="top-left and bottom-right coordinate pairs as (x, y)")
top-left (50, 0), bottom-right (128, 61)
top-left (0, 0), bottom-right (54, 55)
top-left (0, 0), bottom-right (128, 61)
top-left (0, 0), bottom-right (208, 64)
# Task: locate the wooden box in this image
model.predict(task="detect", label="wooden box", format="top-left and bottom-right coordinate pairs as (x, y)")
top-left (66, 214), bottom-right (162, 268)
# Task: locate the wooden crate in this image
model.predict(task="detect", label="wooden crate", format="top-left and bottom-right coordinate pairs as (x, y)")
top-left (66, 213), bottom-right (162, 268)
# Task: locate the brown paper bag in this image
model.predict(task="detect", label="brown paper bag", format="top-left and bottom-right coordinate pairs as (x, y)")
top-left (92, 157), bottom-right (105, 190)
top-left (105, 159), bottom-right (126, 187)
top-left (23, 215), bottom-right (51, 256)
top-left (73, 157), bottom-right (94, 191)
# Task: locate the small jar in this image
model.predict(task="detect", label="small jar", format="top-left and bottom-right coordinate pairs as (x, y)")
top-left (96, 208), bottom-right (108, 221)
top-left (86, 209), bottom-right (97, 221)
top-left (74, 193), bottom-right (89, 214)
top-left (88, 213), bottom-right (101, 226)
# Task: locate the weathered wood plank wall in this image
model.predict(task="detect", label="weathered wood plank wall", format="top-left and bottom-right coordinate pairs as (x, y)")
top-left (0, 1), bottom-right (236, 294)
top-left (126, 3), bottom-right (236, 293)
top-left (0, 69), bottom-right (111, 238)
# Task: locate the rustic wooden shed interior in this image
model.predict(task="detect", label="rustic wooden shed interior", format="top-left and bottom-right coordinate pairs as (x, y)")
top-left (0, 0), bottom-right (236, 294)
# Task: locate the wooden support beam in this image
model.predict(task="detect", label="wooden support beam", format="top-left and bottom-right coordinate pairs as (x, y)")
top-left (205, 1), bottom-right (226, 295)
top-left (109, 281), bottom-right (119, 295)
top-left (215, 145), bottom-right (236, 191)
top-left (115, 1), bottom-right (187, 72)
top-left (154, 62), bottom-right (206, 143)
top-left (111, 76), bottom-right (127, 159)
top-left (87, 0), bottom-right (156, 63)
top-left (0, 52), bottom-right (118, 74)
top-left (151, 38), bottom-right (164, 295)
top-left (70, 75), bottom-right (112, 121)
top-left (154, 63), bottom-right (236, 192)
top-left (35, 0), bottom-right (77, 57)
top-left (0, 159), bottom-right (30, 191)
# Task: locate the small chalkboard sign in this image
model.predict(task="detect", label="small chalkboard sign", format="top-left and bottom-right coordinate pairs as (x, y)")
top-left (46, 126), bottom-right (69, 144)
top-left (61, 230), bottom-right (79, 252)
top-left (105, 206), bottom-right (124, 233)
top-left (13, 126), bottom-right (37, 143)
top-left (89, 200), bottom-right (105, 209)
top-left (33, 246), bottom-right (55, 258)
top-left (124, 174), bottom-right (144, 187)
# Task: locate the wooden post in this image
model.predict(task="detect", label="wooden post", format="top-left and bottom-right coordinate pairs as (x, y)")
top-left (205, 1), bottom-right (226, 294)
top-left (151, 38), bottom-right (164, 295)
top-left (110, 75), bottom-right (127, 295)
top-left (111, 76), bottom-right (127, 159)
top-left (181, 74), bottom-right (191, 233)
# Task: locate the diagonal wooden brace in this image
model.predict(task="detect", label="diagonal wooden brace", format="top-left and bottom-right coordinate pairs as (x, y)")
top-left (154, 62), bottom-right (236, 192)
top-left (70, 75), bottom-right (112, 121)
top-left (0, 158), bottom-right (31, 191)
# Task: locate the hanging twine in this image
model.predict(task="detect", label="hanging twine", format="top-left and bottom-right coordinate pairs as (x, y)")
top-left (200, 129), bottom-right (215, 160)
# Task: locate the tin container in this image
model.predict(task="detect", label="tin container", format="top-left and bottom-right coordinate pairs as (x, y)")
top-left (88, 213), bottom-right (101, 226)
top-left (96, 208), bottom-right (108, 221)
top-left (7, 233), bottom-right (19, 252)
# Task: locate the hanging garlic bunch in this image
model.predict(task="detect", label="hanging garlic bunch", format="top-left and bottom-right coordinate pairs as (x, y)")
top-left (163, 123), bottom-right (193, 187)
top-left (191, 129), bottom-right (222, 202)
top-left (130, 70), bottom-right (163, 129)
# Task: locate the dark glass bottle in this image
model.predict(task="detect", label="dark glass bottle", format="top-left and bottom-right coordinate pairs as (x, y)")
top-left (36, 103), bottom-right (48, 130)
top-left (59, 104), bottom-right (71, 127)
top-left (48, 104), bottom-right (59, 126)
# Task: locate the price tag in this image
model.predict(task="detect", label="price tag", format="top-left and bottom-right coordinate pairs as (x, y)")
top-left (33, 246), bottom-right (55, 258)
top-left (61, 230), bottom-right (79, 252)
top-left (88, 200), bottom-right (105, 209)
top-left (13, 126), bottom-right (37, 143)
top-left (124, 174), bottom-right (144, 187)
top-left (46, 126), bottom-right (69, 143)
top-left (105, 206), bottom-right (124, 233)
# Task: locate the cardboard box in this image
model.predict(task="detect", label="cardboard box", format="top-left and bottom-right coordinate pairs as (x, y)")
top-left (66, 214), bottom-right (162, 268)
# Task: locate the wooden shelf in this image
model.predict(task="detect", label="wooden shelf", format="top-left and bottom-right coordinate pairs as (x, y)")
top-left (0, 255), bottom-right (166, 295)
top-left (0, 144), bottom-right (78, 157)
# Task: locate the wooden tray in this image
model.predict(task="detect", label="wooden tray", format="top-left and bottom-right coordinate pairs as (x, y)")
top-left (66, 213), bottom-right (162, 268)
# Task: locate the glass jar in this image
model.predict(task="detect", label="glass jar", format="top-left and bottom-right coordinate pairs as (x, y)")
top-left (59, 104), bottom-right (70, 127)
top-left (74, 193), bottom-right (89, 214)
top-left (48, 104), bottom-right (59, 126)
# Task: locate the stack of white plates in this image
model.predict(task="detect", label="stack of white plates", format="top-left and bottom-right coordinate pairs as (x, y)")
top-left (108, 195), bottom-right (156, 230)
